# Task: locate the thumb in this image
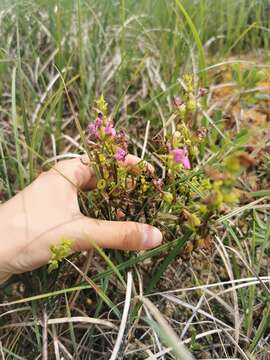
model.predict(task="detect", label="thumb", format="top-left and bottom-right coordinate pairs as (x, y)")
top-left (13, 217), bottom-right (162, 273)
top-left (71, 217), bottom-right (163, 252)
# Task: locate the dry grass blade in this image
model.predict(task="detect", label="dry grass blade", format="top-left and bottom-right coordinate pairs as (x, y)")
top-left (145, 328), bottom-right (233, 360)
top-left (109, 271), bottom-right (133, 360)
top-left (223, 330), bottom-right (250, 360)
top-left (141, 120), bottom-right (150, 160)
top-left (65, 259), bottom-right (121, 318)
top-left (151, 276), bottom-right (270, 296)
top-left (224, 245), bottom-right (270, 296)
top-left (0, 341), bottom-right (5, 360)
top-left (42, 153), bottom-right (82, 166)
top-left (180, 294), bottom-right (205, 340)
top-left (58, 342), bottom-right (73, 359)
top-left (215, 235), bottom-right (240, 350)
top-left (0, 316), bottom-right (116, 329)
top-left (32, 72), bottom-right (61, 123)
top-left (134, 268), bottom-right (165, 358)
top-left (162, 294), bottom-right (234, 331)
top-left (212, 279), bottom-right (270, 298)
top-left (217, 197), bottom-right (269, 223)
top-left (42, 308), bottom-right (48, 360)
top-left (140, 296), bottom-right (194, 360)
top-left (142, 303), bottom-right (165, 359)
top-left (52, 325), bottom-right (61, 360)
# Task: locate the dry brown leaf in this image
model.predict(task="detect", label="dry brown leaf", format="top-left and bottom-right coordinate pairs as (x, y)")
top-left (243, 109), bottom-right (267, 127)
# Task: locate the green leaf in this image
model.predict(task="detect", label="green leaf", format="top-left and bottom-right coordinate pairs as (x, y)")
top-left (175, 0), bottom-right (207, 86)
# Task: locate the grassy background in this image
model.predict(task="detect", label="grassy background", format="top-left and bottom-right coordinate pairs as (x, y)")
top-left (0, 0), bottom-right (269, 190)
top-left (0, 0), bottom-right (270, 359)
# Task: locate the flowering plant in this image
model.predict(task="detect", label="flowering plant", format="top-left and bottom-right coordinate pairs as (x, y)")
top-left (82, 76), bottom-right (252, 254)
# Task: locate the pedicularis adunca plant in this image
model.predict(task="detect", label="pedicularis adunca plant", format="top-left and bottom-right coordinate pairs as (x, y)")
top-left (81, 75), bottom-right (253, 254)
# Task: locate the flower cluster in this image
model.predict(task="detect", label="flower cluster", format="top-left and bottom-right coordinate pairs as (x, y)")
top-left (81, 79), bottom-right (252, 255)
top-left (88, 115), bottom-right (127, 162)
top-left (87, 100), bottom-right (127, 164)
top-left (48, 239), bottom-right (74, 272)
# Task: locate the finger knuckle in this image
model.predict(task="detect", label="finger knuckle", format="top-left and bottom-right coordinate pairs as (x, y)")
top-left (120, 222), bottom-right (141, 250)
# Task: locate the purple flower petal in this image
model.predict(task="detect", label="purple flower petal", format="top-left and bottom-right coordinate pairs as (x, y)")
top-left (170, 148), bottom-right (191, 169)
top-left (105, 122), bottom-right (116, 137)
top-left (171, 149), bottom-right (185, 163)
top-left (95, 114), bottom-right (103, 129)
top-left (182, 156), bottom-right (191, 169)
top-left (115, 147), bottom-right (127, 161)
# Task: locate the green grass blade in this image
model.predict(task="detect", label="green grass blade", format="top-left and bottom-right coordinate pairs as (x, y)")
top-left (92, 243), bottom-right (126, 288)
top-left (11, 67), bottom-right (25, 189)
top-left (174, 0), bottom-right (207, 86)
top-left (249, 303), bottom-right (270, 353)
top-left (227, 22), bottom-right (257, 55)
top-left (30, 301), bottom-right (42, 353)
top-left (146, 231), bottom-right (192, 293)
top-left (0, 236), bottom-right (186, 307)
top-left (0, 131), bottom-right (12, 198)
top-left (250, 190), bottom-right (270, 198)
top-left (64, 294), bottom-right (79, 358)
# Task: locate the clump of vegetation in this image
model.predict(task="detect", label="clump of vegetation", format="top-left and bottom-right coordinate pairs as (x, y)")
top-left (80, 76), bottom-right (252, 258)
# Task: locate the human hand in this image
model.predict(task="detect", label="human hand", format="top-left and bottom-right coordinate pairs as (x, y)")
top-left (0, 155), bottom-right (162, 284)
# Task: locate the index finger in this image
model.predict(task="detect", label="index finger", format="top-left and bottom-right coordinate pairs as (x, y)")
top-left (52, 153), bottom-right (154, 191)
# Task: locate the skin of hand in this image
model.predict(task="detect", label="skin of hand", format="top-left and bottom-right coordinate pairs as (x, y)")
top-left (0, 155), bottom-right (162, 285)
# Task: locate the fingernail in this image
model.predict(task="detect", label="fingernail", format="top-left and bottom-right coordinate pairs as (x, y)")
top-left (143, 226), bottom-right (162, 248)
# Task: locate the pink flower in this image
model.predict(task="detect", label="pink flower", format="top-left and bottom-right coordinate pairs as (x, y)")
top-left (95, 114), bottom-right (103, 128)
top-left (87, 123), bottom-right (99, 141)
top-left (105, 122), bottom-right (116, 137)
top-left (171, 149), bottom-right (183, 163)
top-left (181, 155), bottom-right (191, 170)
top-left (115, 147), bottom-right (127, 161)
top-left (173, 96), bottom-right (183, 108)
top-left (171, 148), bottom-right (191, 169)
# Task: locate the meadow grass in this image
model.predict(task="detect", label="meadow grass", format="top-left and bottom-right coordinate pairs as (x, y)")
top-left (0, 0), bottom-right (270, 359)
